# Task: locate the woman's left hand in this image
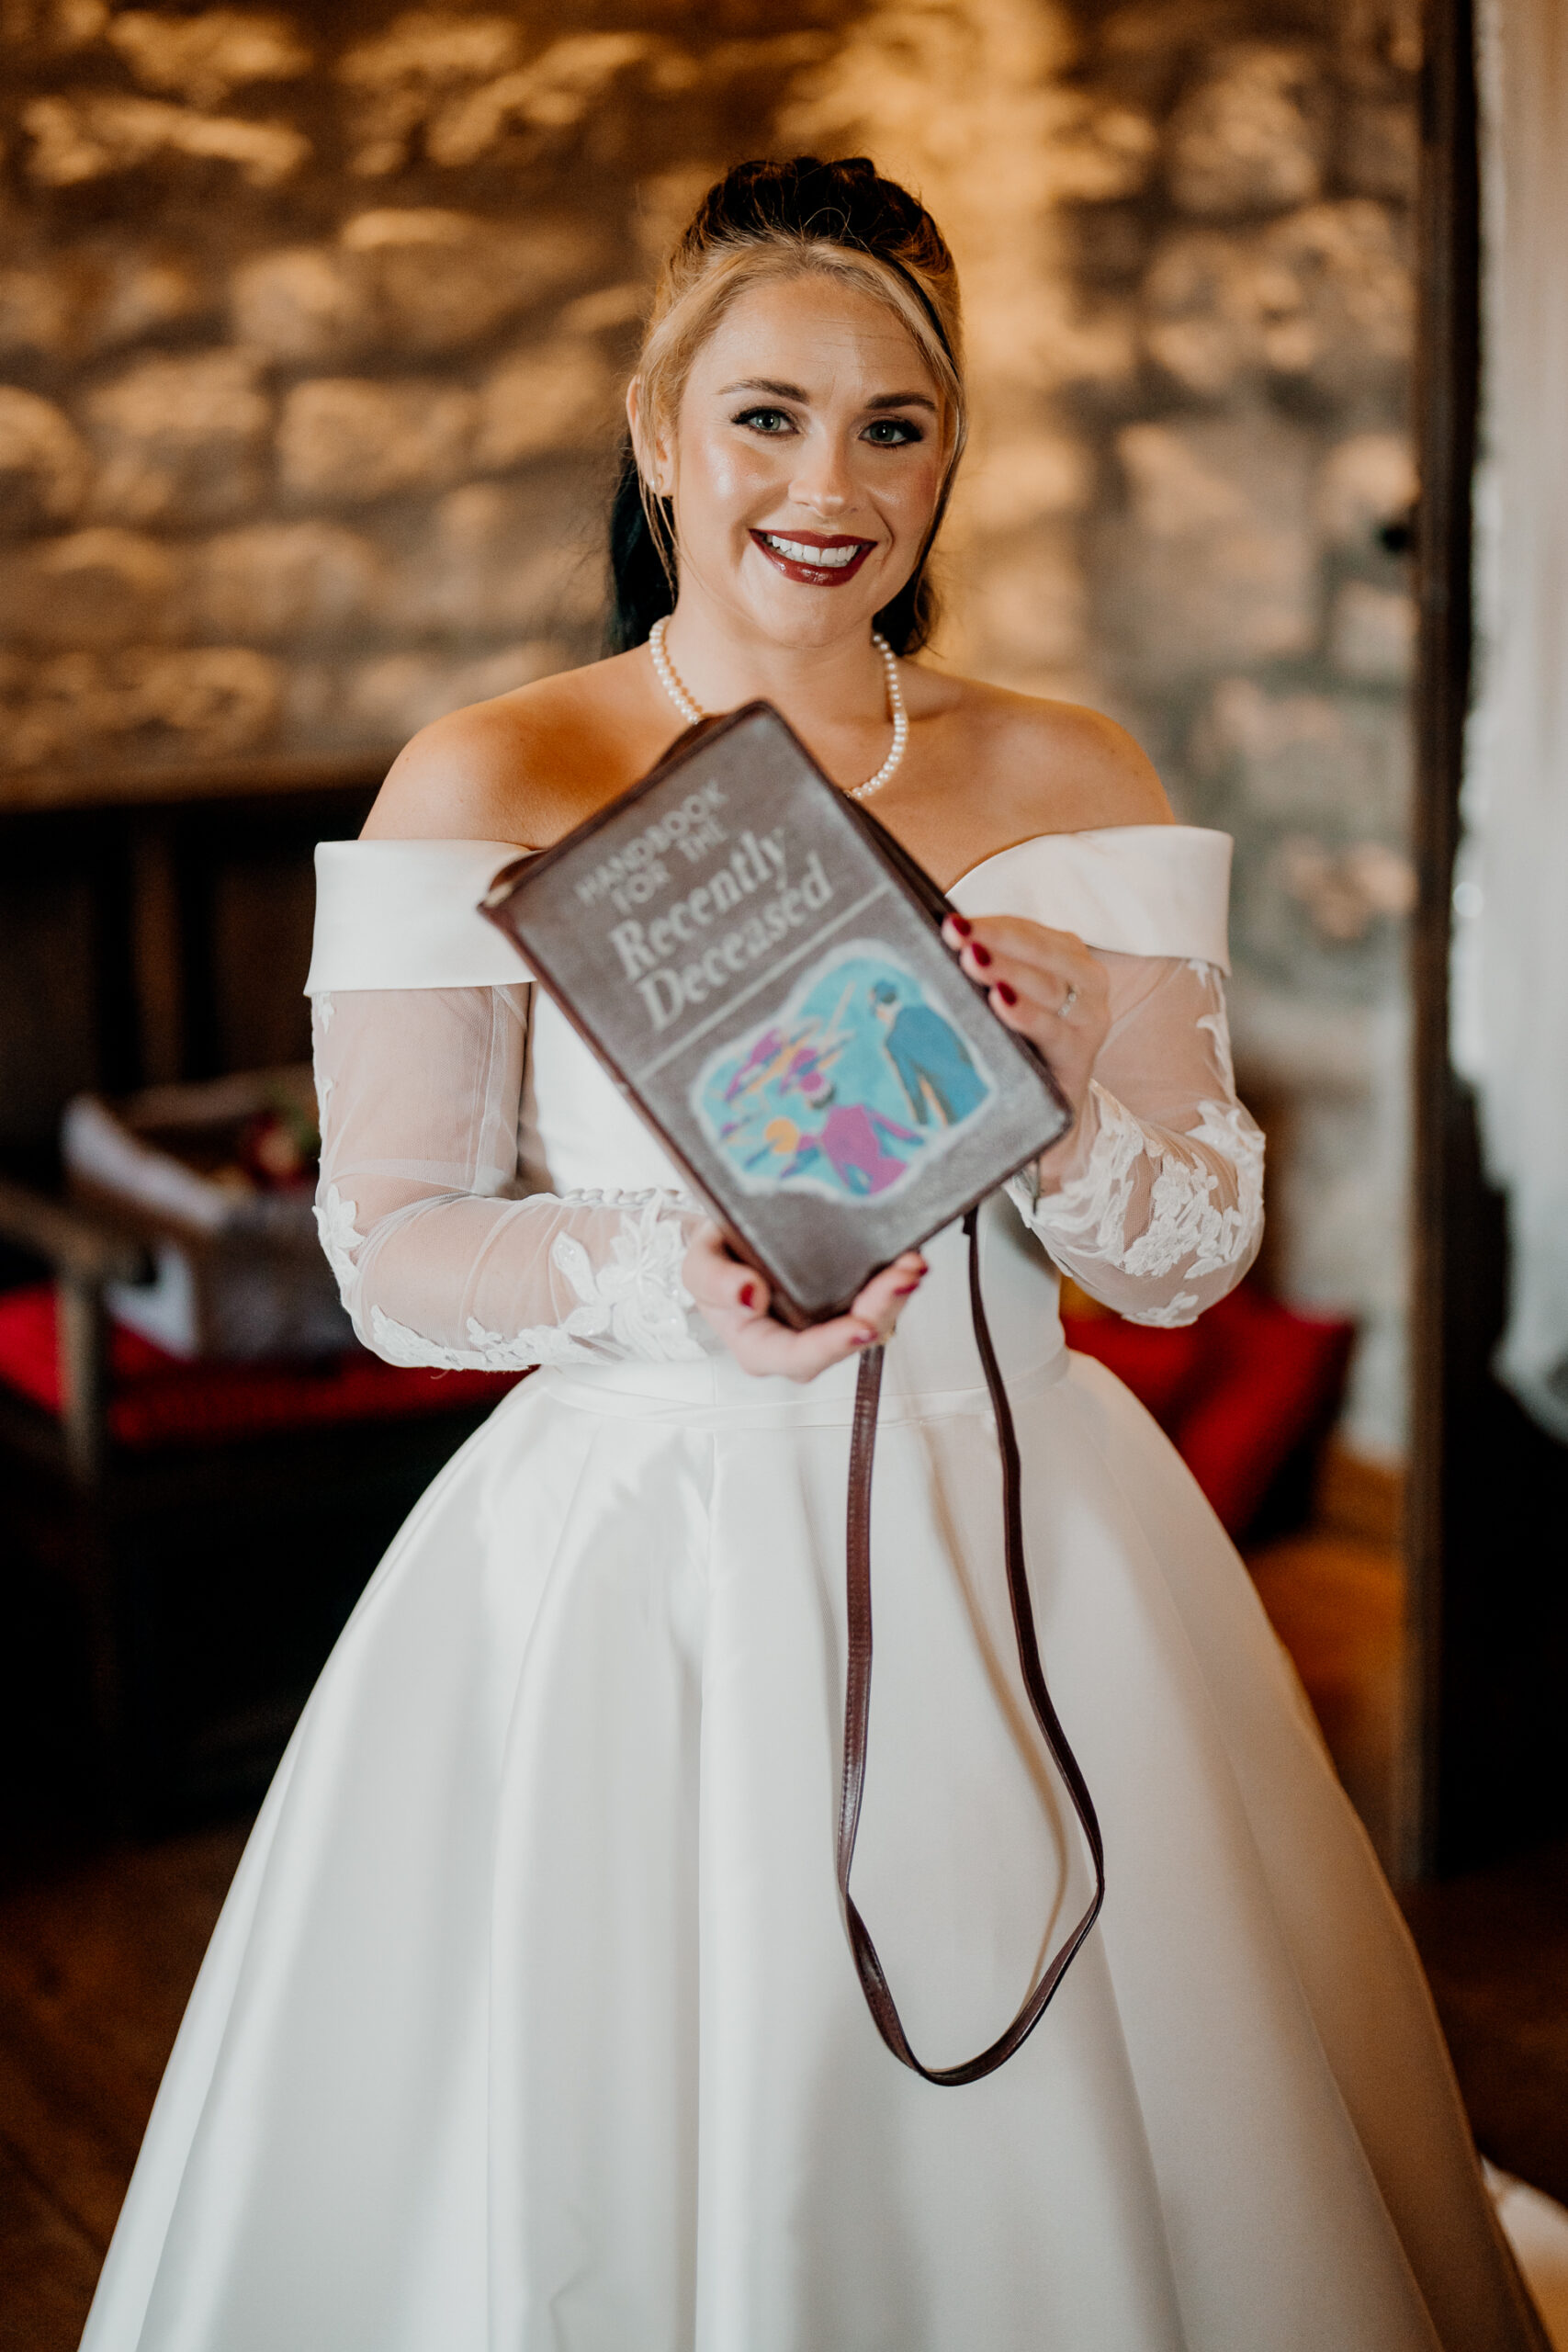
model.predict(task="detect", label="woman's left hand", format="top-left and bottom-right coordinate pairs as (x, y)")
top-left (941, 912), bottom-right (1110, 1147)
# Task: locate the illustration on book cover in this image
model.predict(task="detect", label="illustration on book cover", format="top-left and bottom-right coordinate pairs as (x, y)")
top-left (692, 942), bottom-right (995, 1204)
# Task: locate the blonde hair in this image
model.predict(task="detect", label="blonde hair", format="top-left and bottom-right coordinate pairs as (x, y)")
top-left (612, 157), bottom-right (967, 655)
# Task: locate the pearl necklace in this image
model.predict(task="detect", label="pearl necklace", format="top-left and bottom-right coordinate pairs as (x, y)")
top-left (647, 615), bottom-right (909, 803)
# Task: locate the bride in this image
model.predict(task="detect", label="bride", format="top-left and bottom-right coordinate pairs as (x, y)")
top-left (82, 156), bottom-right (1545, 2351)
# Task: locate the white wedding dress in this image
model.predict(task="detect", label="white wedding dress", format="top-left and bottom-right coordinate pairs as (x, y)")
top-left (82, 825), bottom-right (1545, 2352)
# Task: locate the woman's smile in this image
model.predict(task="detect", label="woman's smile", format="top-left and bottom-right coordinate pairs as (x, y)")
top-left (749, 527), bottom-right (878, 586)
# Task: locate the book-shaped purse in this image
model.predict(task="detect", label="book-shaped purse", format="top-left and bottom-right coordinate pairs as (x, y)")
top-left (479, 702), bottom-right (1072, 1326)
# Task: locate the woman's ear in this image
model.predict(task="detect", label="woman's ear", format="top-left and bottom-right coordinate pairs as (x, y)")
top-left (626, 377), bottom-right (673, 500)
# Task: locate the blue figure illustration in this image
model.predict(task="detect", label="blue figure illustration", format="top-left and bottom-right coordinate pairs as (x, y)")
top-left (871, 982), bottom-right (987, 1127)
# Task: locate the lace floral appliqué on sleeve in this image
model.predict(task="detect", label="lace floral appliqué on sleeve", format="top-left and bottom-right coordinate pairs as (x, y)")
top-left (311, 985), bottom-right (705, 1372)
top-left (1008, 955), bottom-right (1264, 1327)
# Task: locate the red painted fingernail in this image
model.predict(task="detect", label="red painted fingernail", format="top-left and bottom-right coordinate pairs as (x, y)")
top-left (852, 1327), bottom-right (878, 1346)
top-left (893, 1280), bottom-right (921, 1295)
top-left (996, 979), bottom-right (1018, 1007)
top-left (947, 914), bottom-right (972, 937)
top-left (970, 942), bottom-right (992, 967)
top-left (739, 1282), bottom-right (757, 1309)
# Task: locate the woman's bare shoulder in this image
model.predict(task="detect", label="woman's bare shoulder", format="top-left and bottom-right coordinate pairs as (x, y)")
top-left (926, 671), bottom-right (1175, 833)
top-left (360, 652), bottom-right (656, 844)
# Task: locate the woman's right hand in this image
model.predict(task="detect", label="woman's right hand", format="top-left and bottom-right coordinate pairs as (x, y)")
top-left (682, 1223), bottom-right (927, 1383)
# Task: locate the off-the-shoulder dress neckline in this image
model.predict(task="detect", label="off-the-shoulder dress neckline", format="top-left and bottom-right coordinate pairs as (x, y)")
top-left (308, 825), bottom-right (1233, 993)
top-left (355, 820), bottom-right (1197, 899)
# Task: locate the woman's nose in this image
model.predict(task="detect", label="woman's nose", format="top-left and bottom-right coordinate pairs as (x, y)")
top-left (788, 435), bottom-right (854, 517)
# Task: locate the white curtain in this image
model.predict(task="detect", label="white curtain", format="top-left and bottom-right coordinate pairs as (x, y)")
top-left (1451, 0), bottom-right (1568, 1441)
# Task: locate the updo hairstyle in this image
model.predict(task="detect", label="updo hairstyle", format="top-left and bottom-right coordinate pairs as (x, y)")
top-left (608, 155), bottom-right (966, 658)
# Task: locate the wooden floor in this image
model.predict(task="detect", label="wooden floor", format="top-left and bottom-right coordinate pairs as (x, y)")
top-left (0, 1828), bottom-right (245, 2351)
top-left (5, 1478), bottom-right (1568, 2345)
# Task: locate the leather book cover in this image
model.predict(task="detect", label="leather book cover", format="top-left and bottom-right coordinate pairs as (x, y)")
top-left (480, 703), bottom-right (1071, 1326)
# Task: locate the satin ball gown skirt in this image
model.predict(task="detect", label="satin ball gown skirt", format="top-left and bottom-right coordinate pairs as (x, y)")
top-left (81, 1303), bottom-right (1544, 2351)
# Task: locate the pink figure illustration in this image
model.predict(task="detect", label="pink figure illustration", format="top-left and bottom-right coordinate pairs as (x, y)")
top-left (764, 1103), bottom-right (921, 1196)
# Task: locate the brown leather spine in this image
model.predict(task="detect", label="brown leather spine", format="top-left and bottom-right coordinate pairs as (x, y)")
top-left (836, 1208), bottom-right (1106, 2085)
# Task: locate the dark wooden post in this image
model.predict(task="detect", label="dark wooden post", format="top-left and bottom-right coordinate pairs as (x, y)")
top-left (1406, 0), bottom-right (1568, 1879)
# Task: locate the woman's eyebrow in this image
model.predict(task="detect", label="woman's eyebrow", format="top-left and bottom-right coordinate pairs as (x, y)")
top-left (717, 377), bottom-right (809, 401)
top-left (716, 378), bottom-right (939, 414)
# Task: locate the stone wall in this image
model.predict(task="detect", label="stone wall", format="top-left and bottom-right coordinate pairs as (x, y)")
top-left (0, 0), bottom-right (1420, 1452)
top-left (0, 1), bottom-right (837, 763)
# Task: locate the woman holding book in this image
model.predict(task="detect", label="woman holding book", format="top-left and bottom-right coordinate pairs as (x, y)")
top-left (82, 158), bottom-right (1545, 2352)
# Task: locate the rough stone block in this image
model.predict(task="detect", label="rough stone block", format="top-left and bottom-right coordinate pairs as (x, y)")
top-left (953, 431), bottom-right (1095, 534)
top-left (105, 9), bottom-right (311, 107)
top-left (397, 480), bottom-right (605, 637)
top-left (1102, 412), bottom-right (1317, 679)
top-left (423, 34), bottom-right (660, 167)
top-left (1193, 676), bottom-right (1413, 829)
top-left (1144, 201), bottom-right (1412, 400)
top-left (0, 526), bottom-right (183, 647)
top-left (1256, 202), bottom-right (1412, 397)
top-left (336, 12), bottom-right (526, 180)
top-left (86, 247), bottom-right (208, 353)
top-left (342, 640), bottom-right (568, 741)
top-left (0, 650), bottom-right (97, 768)
top-left (231, 210), bottom-right (600, 364)
top-left (0, 641), bottom-right (282, 764)
top-left (337, 19), bottom-right (657, 177)
top-left (1342, 97), bottom-right (1418, 201)
top-left (967, 536), bottom-right (1089, 674)
top-left (84, 348), bottom-right (272, 524)
top-left (344, 209), bottom-right (599, 357)
top-left (23, 93), bottom-right (310, 187)
top-left (1328, 581), bottom-right (1414, 684)
top-left (230, 245), bottom-right (376, 366)
top-left (1142, 228), bottom-right (1264, 398)
top-left (0, 262), bottom-right (79, 361)
top-left (189, 520), bottom-right (385, 641)
top-left (0, 387), bottom-right (92, 533)
top-left (276, 378), bottom-right (477, 506)
top-left (1275, 833), bottom-right (1416, 940)
top-left (475, 338), bottom-right (620, 469)
top-left (1166, 44), bottom-right (1325, 217)
top-left (1043, 96), bottom-right (1158, 204)
top-left (1315, 431), bottom-right (1416, 550)
top-left (124, 642), bottom-right (284, 752)
top-left (0, 246), bottom-right (205, 362)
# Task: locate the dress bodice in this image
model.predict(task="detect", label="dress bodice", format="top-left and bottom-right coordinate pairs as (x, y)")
top-left (307, 820), bottom-right (1233, 1192)
top-left (304, 823), bottom-right (1258, 1401)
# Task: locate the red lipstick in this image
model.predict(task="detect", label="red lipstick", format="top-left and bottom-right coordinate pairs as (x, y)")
top-left (749, 528), bottom-right (876, 587)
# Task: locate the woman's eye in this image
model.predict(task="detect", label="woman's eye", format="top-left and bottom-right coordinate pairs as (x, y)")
top-left (863, 417), bottom-right (922, 446)
top-left (734, 407), bottom-right (795, 435)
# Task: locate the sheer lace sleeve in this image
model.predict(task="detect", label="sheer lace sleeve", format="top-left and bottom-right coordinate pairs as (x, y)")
top-left (1007, 952), bottom-right (1264, 1328)
top-left (310, 985), bottom-right (705, 1371)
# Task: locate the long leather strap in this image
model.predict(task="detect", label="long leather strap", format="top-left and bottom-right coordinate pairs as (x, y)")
top-left (836, 1207), bottom-right (1106, 2086)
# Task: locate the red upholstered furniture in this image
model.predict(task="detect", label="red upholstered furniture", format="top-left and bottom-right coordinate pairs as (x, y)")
top-left (0, 1174), bottom-right (522, 1832)
top-left (0, 1280), bottom-right (520, 1451)
top-left (1062, 1280), bottom-right (1356, 1540)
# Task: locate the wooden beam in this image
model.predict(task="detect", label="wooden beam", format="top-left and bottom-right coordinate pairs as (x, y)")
top-left (0, 751), bottom-right (392, 817)
top-left (1407, 0), bottom-right (1568, 1879)
top-left (1405, 0), bottom-right (1483, 1880)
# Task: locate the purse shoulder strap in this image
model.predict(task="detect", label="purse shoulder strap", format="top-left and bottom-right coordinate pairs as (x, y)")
top-left (836, 1206), bottom-right (1106, 2086)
